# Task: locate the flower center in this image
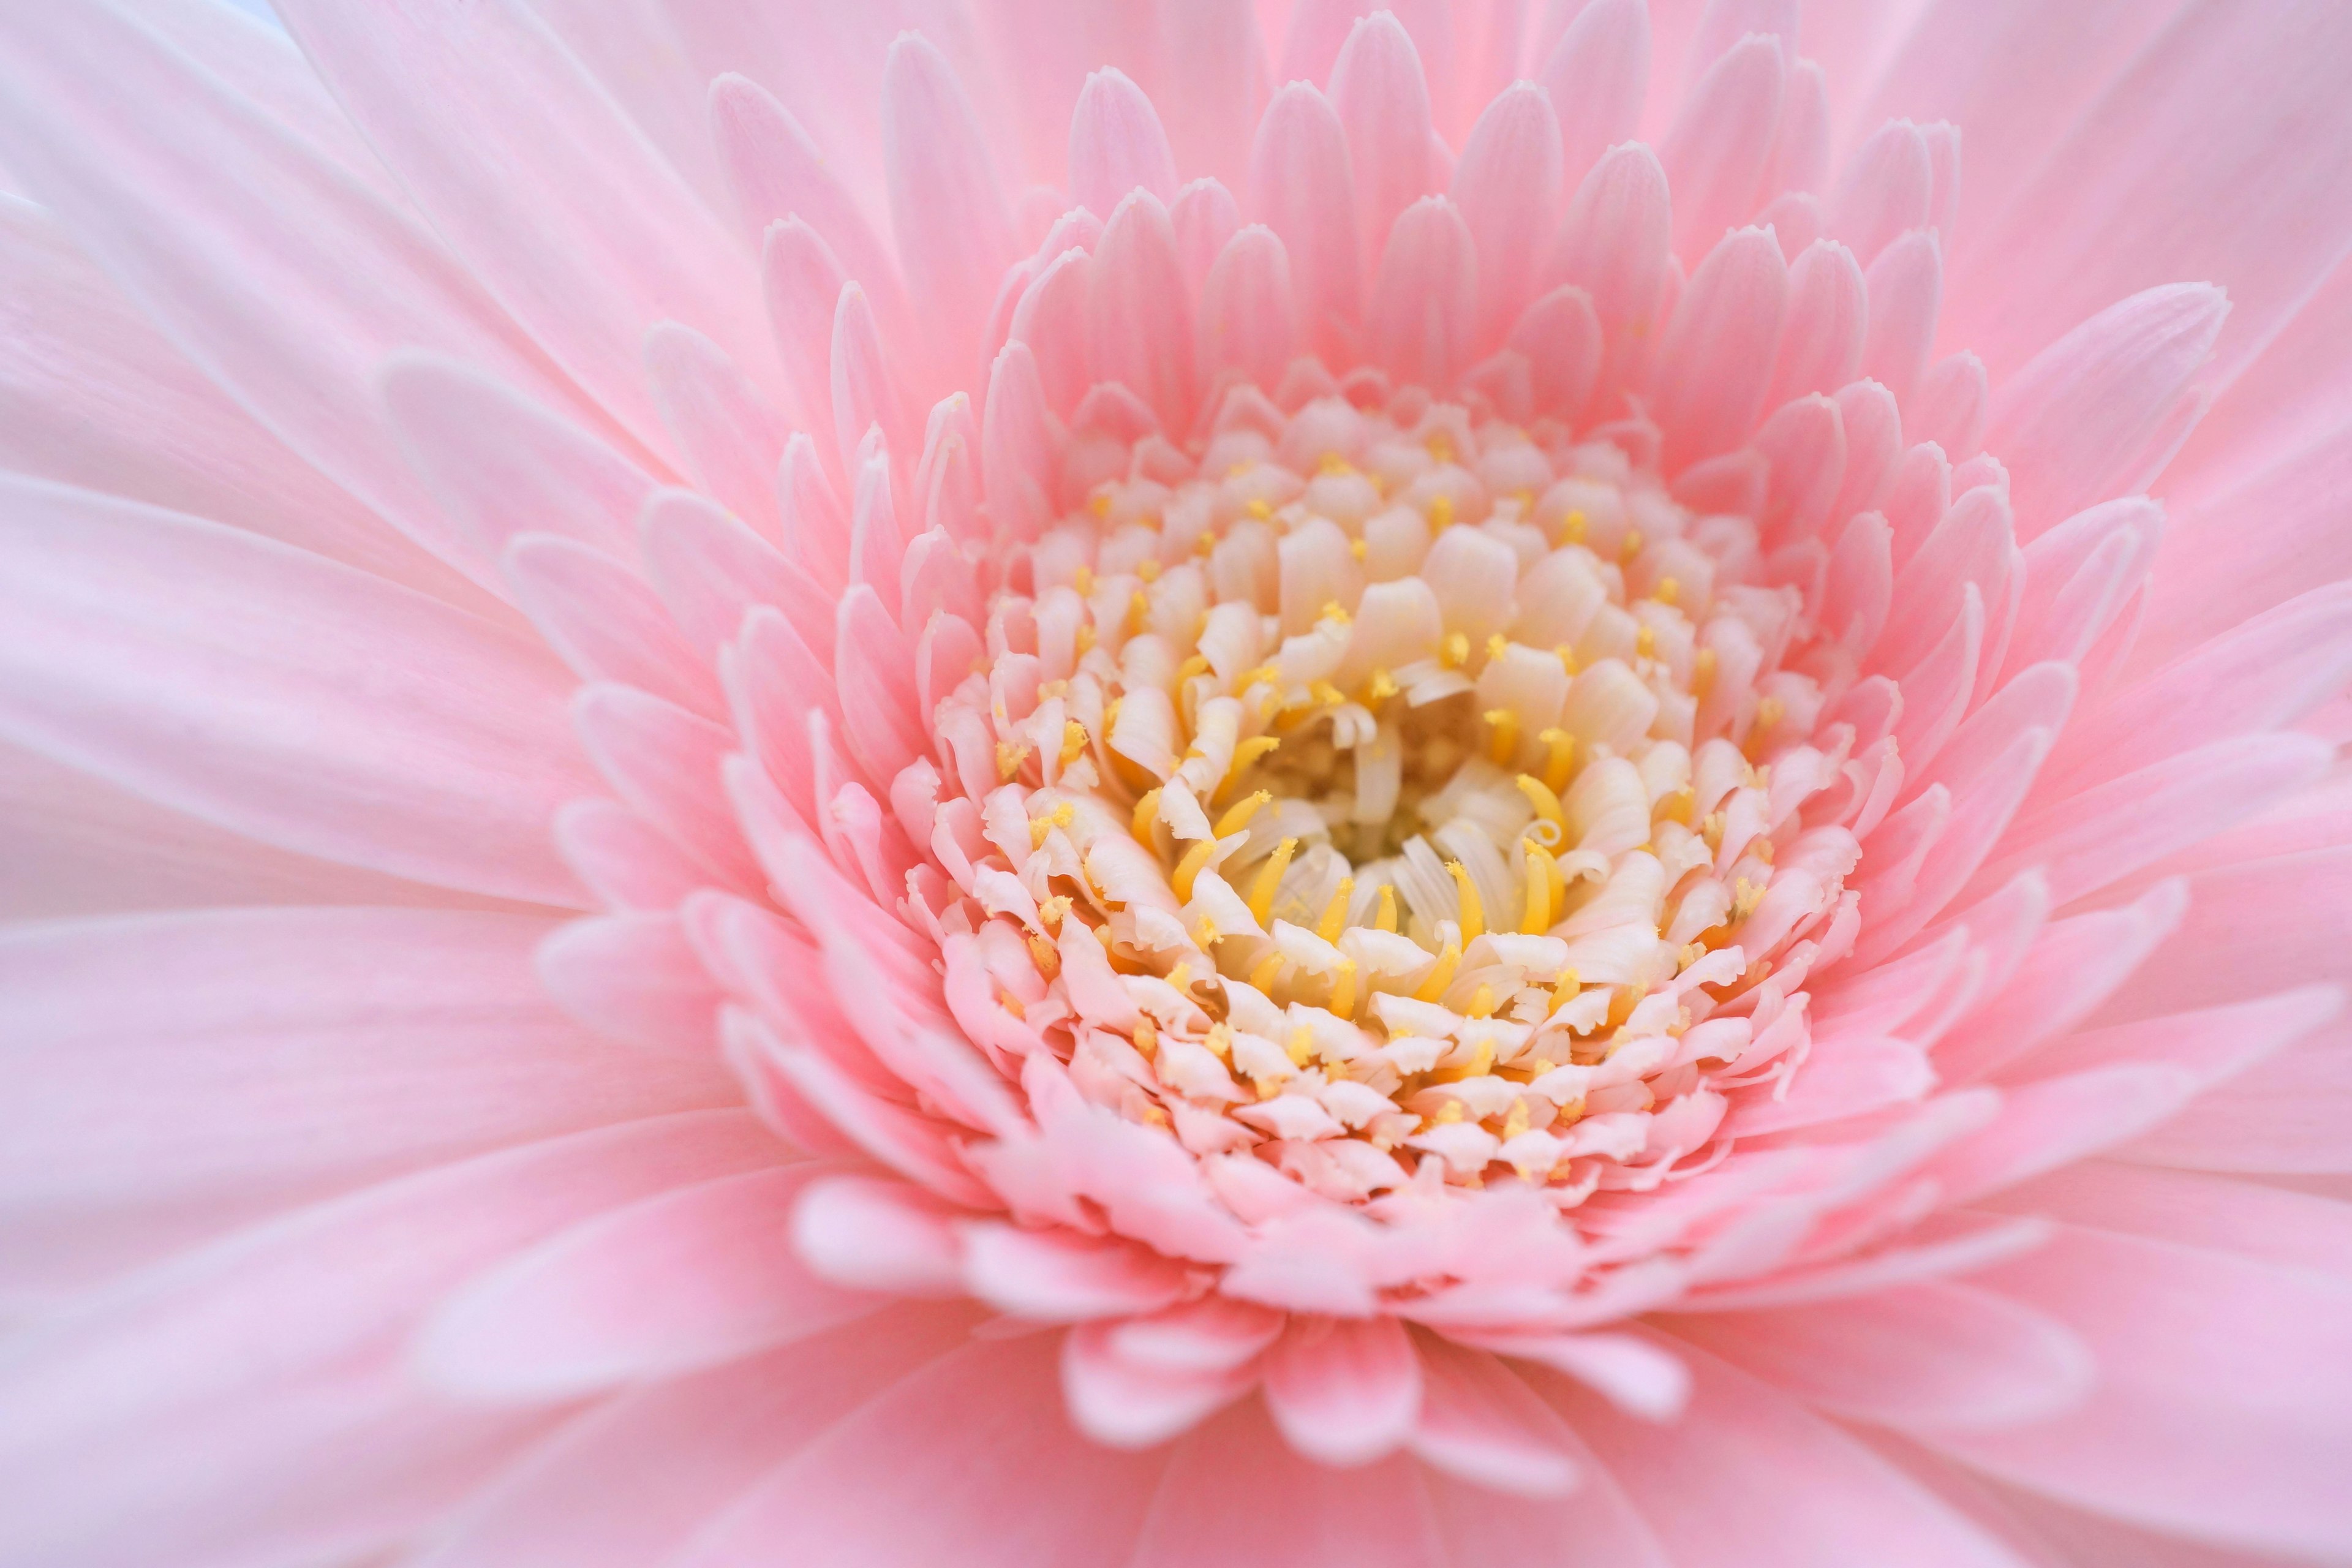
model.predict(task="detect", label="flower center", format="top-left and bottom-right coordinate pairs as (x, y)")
top-left (925, 383), bottom-right (1866, 1204)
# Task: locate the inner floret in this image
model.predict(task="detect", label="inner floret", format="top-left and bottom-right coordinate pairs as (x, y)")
top-left (920, 382), bottom-right (1872, 1207)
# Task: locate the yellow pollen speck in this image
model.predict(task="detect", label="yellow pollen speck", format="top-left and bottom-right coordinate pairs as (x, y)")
top-left (1539, 728), bottom-right (1577, 794)
top-left (1318, 451), bottom-right (1354, 476)
top-left (1217, 736), bottom-right (1281, 803)
top-left (1349, 536), bottom-right (1368, 560)
top-left (1196, 529), bottom-right (1218, 557)
top-left (998, 988), bottom-right (1027, 1020)
top-left (1367, 669), bottom-right (1400, 702)
top-left (1464, 984), bottom-right (1496, 1020)
top-left (1502, 1098), bottom-right (1531, 1141)
top-left (1027, 933), bottom-right (1061, 979)
top-left (1485, 633), bottom-right (1510, 665)
top-left (1075, 565), bottom-right (1097, 597)
top-left (1755, 696), bottom-right (1785, 732)
top-left (995, 742), bottom-right (1031, 782)
top-left (1286, 1027), bottom-right (1315, 1067)
top-left (1309, 680), bottom-right (1346, 709)
top-left (1060, 720), bottom-right (1089, 767)
top-left (1636, 624), bottom-right (1656, 660)
top-left (1088, 491), bottom-right (1112, 518)
top-left (1167, 961), bottom-right (1193, 995)
top-left (1246, 837), bottom-right (1299, 927)
top-left (1654, 576), bottom-right (1679, 606)
top-left (1692, 646), bottom-right (1717, 699)
top-left (1655, 785), bottom-right (1695, 825)
top-left (1484, 707), bottom-right (1521, 766)
top-left (1374, 884), bottom-right (1399, 933)
top-left (1428, 492), bottom-right (1455, 529)
top-left (1317, 878), bottom-right (1355, 943)
top-left (1038, 895), bottom-right (1072, 934)
top-left (1440, 631), bottom-right (1471, 669)
top-left (1248, 951), bottom-right (1284, 994)
top-left (1431, 1099), bottom-right (1464, 1126)
top-left (1176, 653), bottom-right (1212, 684)
top-left (1619, 529), bottom-right (1645, 564)
top-left (1204, 1022), bottom-right (1232, 1061)
top-left (1562, 508), bottom-right (1588, 543)
top-left (1414, 932), bottom-right (1463, 1003)
top-left (1245, 498), bottom-right (1272, 520)
top-left (1318, 599), bottom-right (1351, 627)
top-left (1447, 860), bottom-right (1485, 943)
top-left (1136, 558), bottom-right (1161, 582)
top-left (1075, 620), bottom-right (1097, 655)
top-left (1606, 984), bottom-right (1647, 1030)
top-left (1553, 643), bottom-right (1579, 679)
top-left (1193, 916), bottom-right (1221, 948)
top-left (1131, 1017), bottom-right (1157, 1059)
top-left (1427, 435), bottom-right (1456, 465)
top-left (1029, 801), bottom-right (1076, 848)
top-left (1126, 589), bottom-right (1150, 634)
top-left (1226, 461), bottom-right (1255, 480)
top-left (1172, 839), bottom-right (1216, 902)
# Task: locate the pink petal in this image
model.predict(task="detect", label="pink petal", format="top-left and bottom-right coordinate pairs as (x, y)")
top-left (1469, 1331), bottom-right (1692, 1422)
top-left (1909, 351), bottom-right (1989, 459)
top-left (1659, 32), bottom-right (1783, 265)
top-left (1150, 0), bottom-right (1267, 191)
top-left (1650, 225), bottom-right (1789, 469)
top-left (1131, 1396), bottom-right (1442, 1568)
top-left (881, 34), bottom-right (1019, 381)
top-left (1061, 1318), bottom-right (1258, 1447)
top-left (1728, 1033), bottom-right (1934, 1137)
top-left (639, 485), bottom-right (837, 664)
top-left (1766, 238), bottom-right (1868, 408)
top-left (1246, 82), bottom-right (1363, 358)
top-left (1551, 140), bottom-right (1674, 341)
top-left (0, 478), bottom-right (593, 907)
top-left (1329, 12), bottom-right (1442, 265)
top-left (1088, 190), bottom-right (1197, 434)
top-left (1664, 1280), bottom-right (2092, 1431)
top-left (570, 684), bottom-right (761, 895)
top-left (1067, 67), bottom-right (1177, 219)
top-left (1506, 284), bottom-right (1605, 420)
top-left (535, 911), bottom-right (723, 1058)
top-left (1924, 1064), bottom-right (2202, 1202)
top-left (1921, 1226), bottom-right (2352, 1562)
top-left (959, 1223), bottom-right (1189, 1323)
top-left (1985, 1161), bottom-right (2352, 1283)
top-left (1366, 195), bottom-right (1478, 392)
top-left (1859, 228), bottom-right (1943, 407)
top-left (417, 1164), bottom-right (878, 1400)
top-left (553, 796), bottom-right (712, 911)
top-left (1201, 224), bottom-right (1299, 388)
top-left (645, 322), bottom-right (791, 541)
top-left (669, 1330), bottom-right (1165, 1568)
top-left (1535, 1333), bottom-right (2030, 1568)
top-left (1981, 283), bottom-right (2230, 543)
top-left (271, 0), bottom-right (780, 458)
top-left (1408, 1336), bottom-right (1581, 1498)
top-left (502, 533), bottom-right (724, 720)
top-left (1450, 81), bottom-right (1564, 350)
top-left (1262, 1314), bottom-right (1423, 1465)
top-left (1536, 0), bottom-right (1650, 186)
top-left (407, 1305), bottom-right (979, 1568)
top-left (791, 1173), bottom-right (968, 1296)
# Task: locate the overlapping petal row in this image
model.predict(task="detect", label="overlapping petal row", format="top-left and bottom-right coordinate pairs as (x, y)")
top-left (3, 2), bottom-right (2352, 1566)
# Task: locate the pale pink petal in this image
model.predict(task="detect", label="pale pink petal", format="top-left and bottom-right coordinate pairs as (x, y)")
top-left (1451, 81), bottom-right (1565, 350)
top-left (1650, 225), bottom-right (1789, 469)
top-left (1088, 190), bottom-right (1197, 433)
top-left (1831, 120), bottom-right (1934, 266)
top-left (645, 322), bottom-right (791, 539)
top-left (1662, 1282), bottom-right (2093, 1431)
top-left (1366, 195), bottom-right (1478, 392)
top-left (1148, 0), bottom-right (1266, 191)
top-left (669, 1330), bottom-right (1164, 1568)
top-left (881, 34), bottom-right (1020, 383)
top-left (417, 1165), bottom-right (878, 1400)
top-left (1659, 32), bottom-right (1783, 265)
top-left (271, 0), bottom-right (782, 457)
top-left (1534, 1335), bottom-right (2032, 1567)
top-left (1536, 0), bottom-right (1650, 185)
top-left (1067, 67), bottom-right (1177, 220)
top-left (1262, 1313), bottom-right (1423, 1466)
top-left (1766, 238), bottom-right (1868, 408)
top-left (1984, 1161), bottom-right (2352, 1283)
top-left (502, 533), bottom-right (726, 720)
top-left (1859, 228), bottom-right (1943, 407)
top-left (1407, 1335), bottom-right (1583, 1498)
top-left (1246, 81), bottom-right (1363, 358)
top-left (1329, 12), bottom-right (1443, 265)
top-left (1060, 1317), bottom-right (1257, 1447)
top-left (0, 478), bottom-right (593, 906)
top-left (1201, 224), bottom-right (1299, 389)
top-left (571, 684), bottom-right (763, 895)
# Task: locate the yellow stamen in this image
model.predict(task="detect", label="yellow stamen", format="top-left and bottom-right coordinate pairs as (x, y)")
top-left (1074, 620), bottom-right (1097, 654)
top-left (1366, 668), bottom-right (1400, 702)
top-left (1692, 646), bottom-right (1717, 699)
top-left (1136, 558), bottom-right (1161, 582)
top-left (1196, 528), bottom-right (1218, 557)
top-left (1548, 967), bottom-right (1582, 1014)
top-left (1088, 490), bottom-right (1112, 518)
top-left (1515, 772), bottom-right (1567, 834)
top-left (1654, 786), bottom-right (1695, 826)
top-left (995, 741), bottom-right (1031, 783)
top-left (1027, 934), bottom-right (1061, 978)
top-left (1308, 680), bottom-right (1347, 709)
top-left (1131, 1017), bottom-right (1156, 1058)
top-left (1175, 653), bottom-right (1211, 684)
top-left (1486, 633), bottom-right (1510, 665)
top-left (1554, 643), bottom-right (1579, 679)
top-left (1028, 801), bottom-right (1076, 849)
top-left (1131, 788), bottom-right (1163, 841)
top-left (1484, 707), bottom-right (1521, 766)
top-left (1431, 1099), bottom-right (1464, 1126)
top-left (1606, 984), bottom-right (1647, 1030)
top-left (1427, 435), bottom-right (1456, 465)
top-left (1246, 837), bottom-right (1299, 927)
top-left (1247, 951), bottom-right (1284, 994)
top-left (1502, 1098), bottom-right (1531, 1140)
top-left (1619, 529), bottom-right (1645, 564)
top-left (1636, 624), bottom-right (1656, 660)
top-left (1374, 884), bottom-right (1399, 933)
top-left (1561, 508), bottom-right (1588, 543)
top-left (1167, 962), bottom-right (1193, 996)
top-left (1440, 631), bottom-right (1471, 668)
top-left (1245, 498), bottom-right (1271, 520)
top-left (1318, 600), bottom-right (1351, 627)
top-left (1520, 842), bottom-right (1556, 935)
top-left (1329, 958), bottom-right (1359, 1020)
top-left (1316, 878), bottom-right (1354, 943)
top-left (1193, 916), bottom-right (1221, 947)
top-left (1349, 537), bottom-right (1368, 560)
top-left (1317, 451), bottom-right (1354, 475)
top-left (1074, 565), bottom-right (1097, 596)
top-left (1059, 720), bottom-right (1088, 767)
top-left (1428, 492), bottom-right (1455, 529)
top-left (1754, 696), bottom-right (1785, 733)
top-left (1126, 589), bottom-right (1149, 634)
top-left (1653, 576), bottom-right (1679, 606)
top-left (1464, 984), bottom-right (1496, 1020)
top-left (1217, 737), bottom-right (1281, 803)
top-left (1414, 932), bottom-right (1462, 1002)
top-left (1446, 861), bottom-right (1485, 943)
top-left (1538, 728), bottom-right (1577, 794)
top-left (1172, 839), bottom-right (1216, 902)
top-left (1204, 1022), bottom-right (1232, 1061)
top-left (1213, 789), bottom-right (1271, 837)
top-left (1286, 1027), bottom-right (1315, 1067)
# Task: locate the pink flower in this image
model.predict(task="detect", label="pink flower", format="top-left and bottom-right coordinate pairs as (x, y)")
top-left (4, 0), bottom-right (2352, 1562)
